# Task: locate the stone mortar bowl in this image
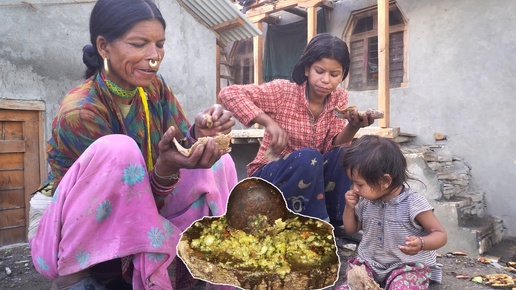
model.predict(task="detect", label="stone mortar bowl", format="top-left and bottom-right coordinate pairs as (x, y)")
top-left (226, 177), bottom-right (289, 234)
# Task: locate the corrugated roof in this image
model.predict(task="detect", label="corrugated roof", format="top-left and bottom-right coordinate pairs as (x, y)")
top-left (178, 0), bottom-right (262, 44)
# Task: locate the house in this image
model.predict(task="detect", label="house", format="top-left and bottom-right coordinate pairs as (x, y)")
top-left (222, 0), bottom-right (516, 255)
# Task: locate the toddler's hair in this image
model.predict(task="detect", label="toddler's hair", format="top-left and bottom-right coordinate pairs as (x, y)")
top-left (342, 135), bottom-right (415, 192)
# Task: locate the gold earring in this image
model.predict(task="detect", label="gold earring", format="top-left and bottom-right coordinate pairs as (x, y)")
top-left (149, 59), bottom-right (158, 68)
top-left (103, 57), bottom-right (109, 74)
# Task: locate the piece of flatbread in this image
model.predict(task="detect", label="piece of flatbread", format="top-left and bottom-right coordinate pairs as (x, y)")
top-left (347, 265), bottom-right (383, 290)
top-left (204, 114), bottom-right (214, 128)
top-left (334, 106), bottom-right (384, 120)
top-left (172, 133), bottom-right (231, 157)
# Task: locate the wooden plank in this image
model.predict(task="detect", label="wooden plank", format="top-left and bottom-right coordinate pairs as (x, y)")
top-left (0, 227), bottom-right (26, 245)
top-left (0, 170), bottom-right (24, 189)
top-left (0, 140), bottom-right (26, 153)
top-left (0, 188), bottom-right (25, 209)
top-left (0, 208), bottom-right (25, 229)
top-left (298, 0), bottom-right (333, 9)
top-left (246, 0), bottom-right (299, 18)
top-left (0, 99), bottom-right (45, 111)
top-left (354, 127), bottom-right (400, 139)
top-left (0, 152), bottom-right (23, 169)
top-left (2, 121), bottom-right (24, 140)
top-left (307, 6), bottom-right (317, 42)
top-left (23, 115), bottom-right (42, 239)
top-left (377, 0), bottom-right (390, 128)
top-left (217, 45), bottom-right (221, 97)
top-left (211, 18), bottom-right (245, 34)
top-left (231, 129), bottom-right (265, 139)
top-left (253, 22), bottom-right (264, 85)
top-left (220, 74), bottom-right (235, 82)
top-left (285, 7), bottom-right (307, 18)
top-left (229, 127), bottom-right (403, 143)
top-left (38, 111), bottom-right (47, 185)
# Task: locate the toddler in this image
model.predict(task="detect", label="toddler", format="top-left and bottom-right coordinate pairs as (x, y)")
top-left (338, 135), bottom-right (447, 289)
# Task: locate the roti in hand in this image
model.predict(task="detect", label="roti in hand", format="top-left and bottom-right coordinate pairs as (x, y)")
top-left (334, 105), bottom-right (384, 120)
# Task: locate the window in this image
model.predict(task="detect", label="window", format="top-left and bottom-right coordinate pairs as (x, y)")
top-left (230, 39), bottom-right (254, 85)
top-left (344, 2), bottom-right (407, 91)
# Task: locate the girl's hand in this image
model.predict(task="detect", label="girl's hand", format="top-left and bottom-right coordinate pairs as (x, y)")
top-left (399, 236), bottom-right (423, 255)
top-left (194, 104), bottom-right (235, 137)
top-left (156, 126), bottom-right (223, 174)
top-left (264, 121), bottom-right (288, 159)
top-left (344, 189), bottom-right (360, 209)
top-left (347, 107), bottom-right (375, 128)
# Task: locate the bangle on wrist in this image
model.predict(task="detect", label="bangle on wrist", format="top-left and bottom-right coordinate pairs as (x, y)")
top-left (419, 236), bottom-right (425, 251)
top-left (186, 124), bottom-right (197, 144)
top-left (153, 167), bottom-right (180, 180)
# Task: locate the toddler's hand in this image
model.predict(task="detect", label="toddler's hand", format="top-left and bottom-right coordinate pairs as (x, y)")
top-left (398, 236), bottom-right (423, 255)
top-left (344, 190), bottom-right (359, 208)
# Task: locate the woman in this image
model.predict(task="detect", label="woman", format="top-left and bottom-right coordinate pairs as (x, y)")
top-left (219, 33), bottom-right (375, 226)
top-left (29, 0), bottom-right (237, 289)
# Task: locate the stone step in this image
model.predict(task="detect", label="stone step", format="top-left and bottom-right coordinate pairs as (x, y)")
top-left (446, 191), bottom-right (486, 219)
top-left (405, 152), bottom-right (502, 256)
top-left (459, 216), bottom-right (506, 254)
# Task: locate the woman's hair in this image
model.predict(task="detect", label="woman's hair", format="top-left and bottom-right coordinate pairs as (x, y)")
top-left (292, 33), bottom-right (351, 85)
top-left (342, 135), bottom-right (416, 192)
top-left (82, 0), bottom-right (166, 78)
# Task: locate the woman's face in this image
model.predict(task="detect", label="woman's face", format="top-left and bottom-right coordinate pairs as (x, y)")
top-left (304, 57), bottom-right (343, 99)
top-left (103, 19), bottom-right (165, 90)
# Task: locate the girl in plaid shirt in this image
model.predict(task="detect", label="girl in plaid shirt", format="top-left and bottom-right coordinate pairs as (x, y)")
top-left (219, 33), bottom-right (376, 226)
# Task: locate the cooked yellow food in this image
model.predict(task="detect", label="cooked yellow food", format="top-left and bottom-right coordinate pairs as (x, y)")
top-left (187, 214), bottom-right (337, 279)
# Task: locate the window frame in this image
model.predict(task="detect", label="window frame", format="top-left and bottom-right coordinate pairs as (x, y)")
top-left (343, 2), bottom-right (408, 91)
top-left (230, 39), bottom-right (254, 85)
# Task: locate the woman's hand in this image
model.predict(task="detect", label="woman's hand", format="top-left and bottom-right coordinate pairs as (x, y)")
top-left (194, 104), bottom-right (235, 138)
top-left (155, 126), bottom-right (223, 174)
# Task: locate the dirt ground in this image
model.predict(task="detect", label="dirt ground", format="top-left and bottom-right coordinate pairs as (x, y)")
top-left (1, 237), bottom-right (515, 290)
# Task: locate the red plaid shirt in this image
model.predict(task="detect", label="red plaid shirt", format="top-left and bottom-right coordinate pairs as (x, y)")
top-left (219, 79), bottom-right (349, 176)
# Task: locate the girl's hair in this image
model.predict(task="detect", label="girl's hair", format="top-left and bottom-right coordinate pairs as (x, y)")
top-left (82, 0), bottom-right (166, 78)
top-left (342, 135), bottom-right (416, 192)
top-left (292, 33), bottom-right (351, 85)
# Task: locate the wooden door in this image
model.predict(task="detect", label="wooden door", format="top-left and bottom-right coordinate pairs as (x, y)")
top-left (0, 100), bottom-right (45, 246)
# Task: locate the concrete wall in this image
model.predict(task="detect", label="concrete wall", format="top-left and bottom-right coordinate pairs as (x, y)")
top-left (327, 0), bottom-right (516, 235)
top-left (0, 0), bottom-right (216, 136)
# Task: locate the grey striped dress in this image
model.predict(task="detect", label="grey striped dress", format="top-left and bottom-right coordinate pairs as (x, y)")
top-left (355, 188), bottom-right (442, 283)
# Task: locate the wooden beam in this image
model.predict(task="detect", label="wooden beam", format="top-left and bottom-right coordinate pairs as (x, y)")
top-left (285, 7), bottom-right (307, 18)
top-left (0, 99), bottom-right (45, 111)
top-left (297, 0), bottom-right (333, 9)
top-left (377, 0), bottom-right (390, 128)
top-left (307, 6), bottom-right (317, 42)
top-left (210, 18), bottom-right (245, 34)
top-left (246, 0), bottom-right (300, 18)
top-left (253, 22), bottom-right (264, 85)
top-left (216, 45), bottom-right (221, 97)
